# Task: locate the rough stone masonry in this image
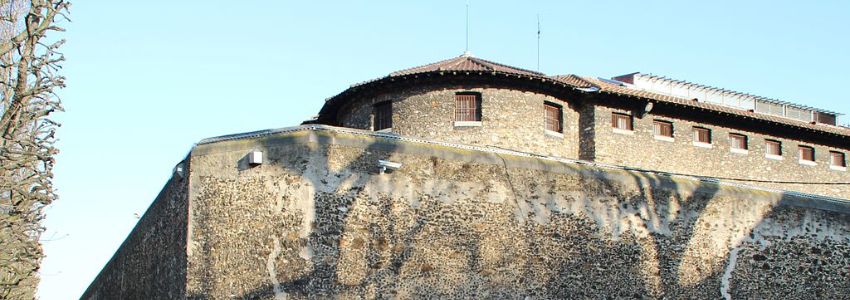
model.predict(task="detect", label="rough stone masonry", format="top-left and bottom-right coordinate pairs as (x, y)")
top-left (81, 126), bottom-right (850, 299)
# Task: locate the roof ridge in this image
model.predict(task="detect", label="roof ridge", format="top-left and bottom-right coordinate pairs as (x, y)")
top-left (472, 56), bottom-right (544, 76)
top-left (389, 55), bottom-right (465, 76)
top-left (443, 55), bottom-right (474, 71)
top-left (550, 74), bottom-right (597, 88)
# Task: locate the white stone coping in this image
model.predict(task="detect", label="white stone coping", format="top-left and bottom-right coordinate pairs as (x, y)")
top-left (612, 128), bottom-right (634, 135)
top-left (693, 141), bottom-right (713, 148)
top-left (765, 154), bottom-right (784, 161)
top-left (653, 135), bottom-right (674, 142)
top-left (376, 128), bottom-right (393, 133)
top-left (730, 148), bottom-right (749, 155)
top-left (830, 165), bottom-right (847, 171)
top-left (799, 159), bottom-right (817, 166)
top-left (454, 121), bottom-right (482, 127)
top-left (544, 130), bottom-right (564, 138)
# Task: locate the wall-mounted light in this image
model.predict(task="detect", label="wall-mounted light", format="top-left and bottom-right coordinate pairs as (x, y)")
top-left (248, 150), bottom-right (263, 166)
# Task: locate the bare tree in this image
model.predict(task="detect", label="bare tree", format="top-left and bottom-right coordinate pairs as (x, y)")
top-left (0, 0), bottom-right (68, 298)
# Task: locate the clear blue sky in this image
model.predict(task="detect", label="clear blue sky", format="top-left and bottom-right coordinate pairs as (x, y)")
top-left (38, 1), bottom-right (850, 298)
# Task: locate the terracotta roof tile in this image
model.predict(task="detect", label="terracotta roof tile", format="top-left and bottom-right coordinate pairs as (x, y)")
top-left (550, 75), bottom-right (595, 88)
top-left (321, 54), bottom-right (850, 138)
top-left (390, 53), bottom-right (544, 77)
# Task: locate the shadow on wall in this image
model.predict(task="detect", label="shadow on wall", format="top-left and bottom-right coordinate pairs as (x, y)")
top-left (186, 132), bottom-right (848, 299)
top-left (577, 103), bottom-right (596, 161)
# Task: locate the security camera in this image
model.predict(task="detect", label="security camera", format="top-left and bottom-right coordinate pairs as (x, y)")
top-left (173, 162), bottom-right (186, 178)
top-left (378, 160), bottom-right (402, 174)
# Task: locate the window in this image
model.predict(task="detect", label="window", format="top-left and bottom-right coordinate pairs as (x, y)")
top-left (693, 127), bottom-right (711, 144)
top-left (544, 103), bottom-right (563, 133)
top-left (729, 134), bottom-right (748, 151)
top-left (755, 100), bottom-right (784, 116)
top-left (373, 101), bottom-right (392, 131)
top-left (831, 151), bottom-right (846, 168)
top-left (786, 107), bottom-right (813, 122)
top-left (765, 140), bottom-right (782, 157)
top-left (455, 93), bottom-right (481, 122)
top-left (817, 112), bottom-right (837, 125)
top-left (611, 113), bottom-right (633, 131)
top-left (799, 145), bottom-right (815, 163)
top-left (653, 120), bottom-right (673, 138)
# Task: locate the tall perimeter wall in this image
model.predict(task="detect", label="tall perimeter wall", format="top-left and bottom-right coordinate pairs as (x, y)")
top-left (83, 125), bottom-right (850, 299)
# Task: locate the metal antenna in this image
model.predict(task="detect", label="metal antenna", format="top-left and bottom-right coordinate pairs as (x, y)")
top-left (465, 0), bottom-right (470, 54)
top-left (537, 14), bottom-right (541, 71)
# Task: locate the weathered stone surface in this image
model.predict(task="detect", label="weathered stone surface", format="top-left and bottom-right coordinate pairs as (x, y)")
top-left (339, 85), bottom-right (581, 160)
top-left (80, 175), bottom-right (189, 299)
top-left (335, 83), bottom-right (850, 199)
top-left (81, 127), bottom-right (850, 299)
top-left (590, 105), bottom-right (850, 198)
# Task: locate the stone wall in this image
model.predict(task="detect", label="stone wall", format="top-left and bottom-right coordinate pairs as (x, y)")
top-left (589, 105), bottom-right (850, 199)
top-left (80, 172), bottom-right (189, 299)
top-left (338, 84), bottom-right (581, 159)
top-left (181, 127), bottom-right (850, 299)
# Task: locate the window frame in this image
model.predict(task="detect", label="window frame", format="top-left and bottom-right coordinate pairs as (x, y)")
top-left (692, 126), bottom-right (712, 147)
top-left (653, 120), bottom-right (674, 141)
top-left (830, 151), bottom-right (846, 170)
top-left (544, 102), bottom-right (563, 134)
top-left (798, 145), bottom-right (816, 165)
top-left (373, 101), bottom-right (393, 131)
top-left (729, 133), bottom-right (749, 153)
top-left (611, 112), bottom-right (633, 133)
top-left (765, 139), bottom-right (782, 160)
top-left (454, 92), bottom-right (482, 125)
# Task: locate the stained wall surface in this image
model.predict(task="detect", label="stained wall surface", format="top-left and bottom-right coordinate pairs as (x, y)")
top-left (183, 127), bottom-right (850, 299)
top-left (333, 83), bottom-right (850, 199)
top-left (79, 174), bottom-right (189, 300)
top-left (588, 105), bottom-right (850, 199)
top-left (338, 85), bottom-right (581, 159)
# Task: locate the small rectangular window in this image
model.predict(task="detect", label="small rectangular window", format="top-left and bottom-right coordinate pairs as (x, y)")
top-left (817, 112), bottom-right (837, 125)
top-left (373, 101), bottom-right (392, 131)
top-left (611, 113), bottom-right (633, 131)
top-left (765, 140), bottom-right (782, 156)
top-left (653, 120), bottom-right (673, 138)
top-left (730, 134), bottom-right (748, 150)
top-left (831, 151), bottom-right (846, 167)
top-left (455, 93), bottom-right (481, 122)
top-left (544, 103), bottom-right (563, 133)
top-left (693, 127), bottom-right (711, 144)
top-left (787, 107), bottom-right (813, 122)
top-left (799, 145), bottom-right (815, 162)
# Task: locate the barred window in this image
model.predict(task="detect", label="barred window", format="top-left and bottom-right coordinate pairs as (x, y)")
top-left (799, 146), bottom-right (815, 162)
top-left (765, 140), bottom-right (782, 156)
top-left (653, 120), bottom-right (673, 137)
top-left (730, 134), bottom-right (748, 150)
top-left (611, 113), bottom-right (633, 131)
top-left (373, 101), bottom-right (392, 131)
top-left (693, 127), bottom-right (711, 144)
top-left (455, 93), bottom-right (481, 122)
top-left (544, 103), bottom-right (563, 133)
top-left (831, 151), bottom-right (846, 167)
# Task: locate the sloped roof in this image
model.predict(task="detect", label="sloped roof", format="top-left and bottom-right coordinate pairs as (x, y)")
top-left (575, 76), bottom-right (850, 137)
top-left (316, 54), bottom-right (850, 138)
top-left (390, 52), bottom-right (544, 77)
